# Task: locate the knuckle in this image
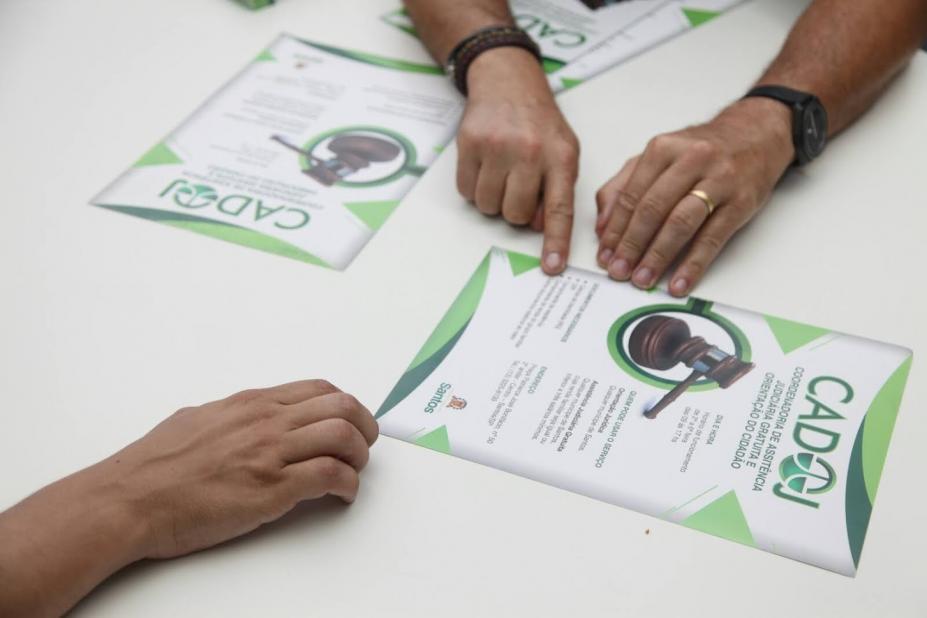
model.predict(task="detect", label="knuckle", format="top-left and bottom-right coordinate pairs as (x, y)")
top-left (315, 456), bottom-right (345, 482)
top-left (714, 158), bottom-right (737, 180)
top-left (667, 209), bottom-right (701, 233)
top-left (600, 231), bottom-right (620, 248)
top-left (637, 197), bottom-right (666, 223)
top-left (311, 379), bottom-right (338, 394)
top-left (619, 236), bottom-right (645, 255)
top-left (456, 125), bottom-right (480, 150)
top-left (547, 199), bottom-right (573, 218)
top-left (326, 417), bottom-right (357, 443)
top-left (229, 388), bottom-right (267, 405)
top-left (648, 134), bottom-right (672, 155)
top-left (518, 134), bottom-right (542, 161)
top-left (247, 400), bottom-right (280, 422)
top-left (688, 139), bottom-right (716, 160)
top-left (247, 459), bottom-right (283, 486)
top-left (646, 245), bottom-right (672, 265)
top-left (615, 190), bottom-right (638, 214)
top-left (505, 207), bottom-right (534, 226)
top-left (484, 132), bottom-right (509, 154)
top-left (333, 392), bottom-right (361, 416)
top-left (698, 234), bottom-right (725, 254)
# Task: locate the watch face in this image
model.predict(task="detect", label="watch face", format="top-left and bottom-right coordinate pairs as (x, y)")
top-left (802, 99), bottom-right (828, 159)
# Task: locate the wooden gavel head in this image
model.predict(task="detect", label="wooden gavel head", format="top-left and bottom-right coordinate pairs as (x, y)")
top-left (306, 134), bottom-right (402, 186)
top-left (628, 315), bottom-right (754, 389)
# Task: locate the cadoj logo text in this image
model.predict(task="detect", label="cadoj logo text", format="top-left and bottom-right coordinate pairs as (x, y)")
top-left (773, 375), bottom-right (852, 509)
top-left (159, 179), bottom-right (311, 230)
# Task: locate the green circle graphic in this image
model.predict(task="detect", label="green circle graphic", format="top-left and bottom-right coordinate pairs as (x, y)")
top-left (300, 125), bottom-right (419, 188)
top-left (779, 452), bottom-right (837, 495)
top-left (606, 298), bottom-right (752, 392)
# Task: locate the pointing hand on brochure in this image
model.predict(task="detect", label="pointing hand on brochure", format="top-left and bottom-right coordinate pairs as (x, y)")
top-left (457, 47), bottom-right (580, 275)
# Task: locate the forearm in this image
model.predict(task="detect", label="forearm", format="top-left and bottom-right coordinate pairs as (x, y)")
top-left (402, 0), bottom-right (514, 62)
top-left (0, 463), bottom-right (148, 617)
top-left (757, 0), bottom-right (927, 134)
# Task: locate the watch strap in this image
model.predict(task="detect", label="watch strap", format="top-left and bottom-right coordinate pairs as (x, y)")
top-left (744, 85), bottom-right (812, 107)
top-left (445, 26), bottom-right (541, 96)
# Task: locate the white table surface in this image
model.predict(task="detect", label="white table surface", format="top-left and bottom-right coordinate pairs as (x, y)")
top-left (1, 0), bottom-right (925, 616)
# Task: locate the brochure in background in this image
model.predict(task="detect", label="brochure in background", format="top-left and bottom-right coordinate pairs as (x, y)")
top-left (92, 35), bottom-right (462, 269)
top-left (376, 247), bottom-right (912, 576)
top-left (381, 0), bottom-right (748, 92)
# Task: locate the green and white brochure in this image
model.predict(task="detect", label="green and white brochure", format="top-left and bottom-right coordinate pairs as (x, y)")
top-left (381, 0), bottom-right (747, 92)
top-left (550, 0), bottom-right (746, 90)
top-left (377, 247), bottom-right (912, 576)
top-left (92, 35), bottom-right (461, 269)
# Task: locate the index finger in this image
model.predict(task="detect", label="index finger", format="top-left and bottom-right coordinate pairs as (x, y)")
top-left (541, 170), bottom-right (575, 275)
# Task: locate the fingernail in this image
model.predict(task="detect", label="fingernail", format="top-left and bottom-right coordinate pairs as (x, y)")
top-left (544, 252), bottom-right (562, 272)
top-left (598, 247), bottom-right (613, 265)
top-left (670, 277), bottom-right (689, 296)
top-left (632, 266), bottom-right (654, 288)
top-left (608, 258), bottom-right (631, 280)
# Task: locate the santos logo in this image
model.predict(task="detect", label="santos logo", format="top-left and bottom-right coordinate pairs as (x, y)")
top-left (159, 179), bottom-right (311, 230)
top-left (773, 375), bottom-right (853, 509)
top-left (424, 383), bottom-right (452, 414)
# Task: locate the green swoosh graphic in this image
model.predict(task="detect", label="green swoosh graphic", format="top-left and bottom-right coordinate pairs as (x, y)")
top-left (94, 204), bottom-right (330, 268)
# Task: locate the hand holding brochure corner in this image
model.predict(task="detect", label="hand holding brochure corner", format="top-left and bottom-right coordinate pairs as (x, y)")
top-left (376, 248), bottom-right (912, 576)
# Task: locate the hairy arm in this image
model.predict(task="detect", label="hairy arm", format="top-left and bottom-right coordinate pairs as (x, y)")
top-left (758, 0), bottom-right (927, 135)
top-left (403, 0), bottom-right (514, 63)
top-left (596, 0), bottom-right (927, 296)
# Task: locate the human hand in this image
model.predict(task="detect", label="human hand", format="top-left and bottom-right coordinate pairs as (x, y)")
top-left (99, 379), bottom-right (379, 559)
top-left (595, 97), bottom-right (795, 296)
top-left (457, 46), bottom-right (580, 274)
top-left (0, 380), bottom-right (378, 616)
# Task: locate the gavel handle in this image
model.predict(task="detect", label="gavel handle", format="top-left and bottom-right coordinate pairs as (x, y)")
top-left (644, 370), bottom-right (705, 419)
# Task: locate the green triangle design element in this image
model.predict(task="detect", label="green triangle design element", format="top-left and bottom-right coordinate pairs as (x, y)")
top-left (560, 77), bottom-right (583, 90)
top-left (133, 142), bottom-right (183, 168)
top-left (344, 200), bottom-right (400, 231)
top-left (254, 49), bottom-right (276, 62)
top-left (763, 315), bottom-right (830, 354)
top-left (681, 490), bottom-right (756, 547)
top-left (541, 57), bottom-right (567, 74)
top-left (683, 8), bottom-right (720, 27)
top-left (507, 250), bottom-right (541, 276)
top-left (414, 426), bottom-right (450, 454)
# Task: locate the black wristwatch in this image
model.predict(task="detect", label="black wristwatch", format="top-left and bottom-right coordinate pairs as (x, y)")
top-left (743, 85), bottom-right (828, 166)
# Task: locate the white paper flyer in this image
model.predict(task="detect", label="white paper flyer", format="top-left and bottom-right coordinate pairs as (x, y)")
top-left (377, 247), bottom-right (912, 576)
top-left (381, 0), bottom-right (749, 92)
top-left (92, 35), bottom-right (463, 269)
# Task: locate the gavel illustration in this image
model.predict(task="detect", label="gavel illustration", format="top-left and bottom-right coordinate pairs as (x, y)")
top-left (272, 134), bottom-right (401, 186)
top-left (628, 315), bottom-right (754, 419)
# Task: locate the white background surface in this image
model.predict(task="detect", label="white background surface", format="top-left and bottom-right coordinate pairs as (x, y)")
top-left (0, 0), bottom-right (925, 616)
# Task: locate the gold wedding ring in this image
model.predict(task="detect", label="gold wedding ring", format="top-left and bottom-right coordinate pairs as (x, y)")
top-left (688, 189), bottom-right (717, 216)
